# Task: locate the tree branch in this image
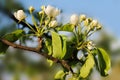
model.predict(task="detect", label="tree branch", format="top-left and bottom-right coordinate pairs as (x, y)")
top-left (0, 5), bottom-right (73, 73)
top-left (0, 39), bottom-right (73, 73)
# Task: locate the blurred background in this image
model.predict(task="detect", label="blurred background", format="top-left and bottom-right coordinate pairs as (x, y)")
top-left (0, 0), bottom-right (120, 80)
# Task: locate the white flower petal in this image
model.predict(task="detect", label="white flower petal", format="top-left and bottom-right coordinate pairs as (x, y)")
top-left (14, 10), bottom-right (26, 21)
top-left (45, 5), bottom-right (60, 17)
top-left (70, 14), bottom-right (79, 25)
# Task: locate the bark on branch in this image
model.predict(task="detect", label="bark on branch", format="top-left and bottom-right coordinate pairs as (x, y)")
top-left (0, 5), bottom-right (73, 73)
top-left (0, 39), bottom-right (73, 73)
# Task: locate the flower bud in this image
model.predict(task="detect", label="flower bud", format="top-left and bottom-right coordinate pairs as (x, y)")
top-left (91, 20), bottom-right (98, 27)
top-left (39, 11), bottom-right (44, 15)
top-left (49, 20), bottom-right (58, 27)
top-left (84, 18), bottom-right (92, 26)
top-left (41, 5), bottom-right (45, 10)
top-left (70, 14), bottom-right (79, 25)
top-left (29, 6), bottom-right (35, 13)
top-left (45, 5), bottom-right (60, 17)
top-left (96, 24), bottom-right (102, 30)
top-left (14, 10), bottom-right (26, 21)
top-left (77, 50), bottom-right (84, 60)
top-left (80, 14), bottom-right (86, 22)
top-left (87, 41), bottom-right (95, 50)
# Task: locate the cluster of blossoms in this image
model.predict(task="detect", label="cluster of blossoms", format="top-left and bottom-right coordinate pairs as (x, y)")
top-left (70, 14), bottom-right (102, 30)
top-left (13, 5), bottom-right (102, 60)
top-left (14, 5), bottom-right (101, 30)
top-left (14, 5), bottom-right (60, 27)
top-left (12, 5), bottom-right (110, 80)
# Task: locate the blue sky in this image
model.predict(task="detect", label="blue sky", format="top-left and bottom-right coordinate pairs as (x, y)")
top-left (20, 0), bottom-right (120, 37)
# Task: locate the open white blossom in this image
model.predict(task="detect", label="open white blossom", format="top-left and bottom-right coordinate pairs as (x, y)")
top-left (70, 14), bottom-right (79, 25)
top-left (44, 5), bottom-right (60, 17)
top-left (14, 10), bottom-right (26, 21)
top-left (52, 8), bottom-right (60, 17)
top-left (49, 20), bottom-right (58, 27)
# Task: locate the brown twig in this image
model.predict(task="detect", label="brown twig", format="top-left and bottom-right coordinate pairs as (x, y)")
top-left (0, 39), bottom-right (73, 73)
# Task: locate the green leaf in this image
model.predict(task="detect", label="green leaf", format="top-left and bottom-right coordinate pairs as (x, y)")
top-left (61, 36), bottom-right (67, 58)
top-left (80, 54), bottom-right (94, 78)
top-left (47, 59), bottom-right (54, 67)
top-left (60, 23), bottom-right (75, 32)
top-left (60, 35), bottom-right (74, 59)
top-left (45, 38), bottom-right (52, 55)
top-left (97, 48), bottom-right (111, 76)
top-left (54, 70), bottom-right (65, 80)
top-left (0, 29), bottom-right (25, 54)
top-left (51, 31), bottom-right (66, 59)
top-left (58, 31), bottom-right (76, 43)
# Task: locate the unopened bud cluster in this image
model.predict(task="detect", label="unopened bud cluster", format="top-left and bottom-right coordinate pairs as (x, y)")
top-left (83, 17), bottom-right (102, 31)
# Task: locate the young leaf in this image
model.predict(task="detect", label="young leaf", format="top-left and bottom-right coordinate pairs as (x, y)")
top-left (60, 35), bottom-right (74, 59)
top-left (0, 29), bottom-right (25, 54)
top-left (97, 48), bottom-right (111, 76)
top-left (45, 38), bottom-right (52, 55)
top-left (80, 54), bottom-right (94, 78)
top-left (60, 23), bottom-right (75, 32)
top-left (51, 31), bottom-right (66, 59)
top-left (61, 36), bottom-right (67, 58)
top-left (54, 70), bottom-right (65, 80)
top-left (47, 59), bottom-right (54, 67)
top-left (58, 31), bottom-right (76, 43)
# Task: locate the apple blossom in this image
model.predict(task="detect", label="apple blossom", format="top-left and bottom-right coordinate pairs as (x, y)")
top-left (14, 10), bottom-right (26, 21)
top-left (44, 5), bottom-right (60, 17)
top-left (70, 14), bottom-right (79, 25)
